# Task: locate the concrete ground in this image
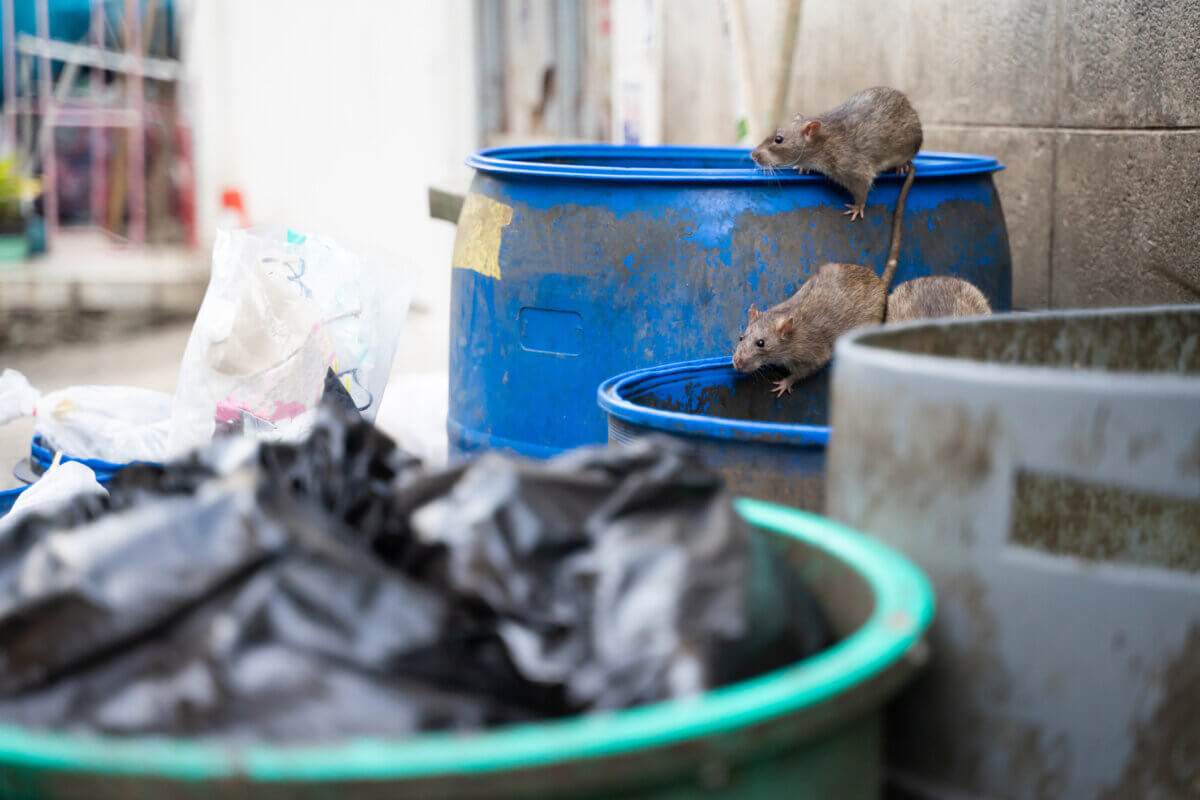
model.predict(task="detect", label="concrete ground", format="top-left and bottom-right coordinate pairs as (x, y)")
top-left (0, 302), bottom-right (450, 490)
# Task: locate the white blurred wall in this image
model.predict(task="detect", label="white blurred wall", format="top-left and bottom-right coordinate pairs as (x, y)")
top-left (180, 0), bottom-right (477, 307)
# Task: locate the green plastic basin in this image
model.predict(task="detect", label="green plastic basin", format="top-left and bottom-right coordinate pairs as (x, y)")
top-left (0, 498), bottom-right (935, 799)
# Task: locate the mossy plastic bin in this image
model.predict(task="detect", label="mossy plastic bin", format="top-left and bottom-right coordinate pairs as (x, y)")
top-left (0, 499), bottom-right (933, 800)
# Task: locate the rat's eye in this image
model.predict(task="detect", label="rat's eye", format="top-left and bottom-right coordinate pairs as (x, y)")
top-left (738, 335), bottom-right (744, 341)
top-left (773, 135), bottom-right (784, 144)
top-left (756, 339), bottom-right (765, 347)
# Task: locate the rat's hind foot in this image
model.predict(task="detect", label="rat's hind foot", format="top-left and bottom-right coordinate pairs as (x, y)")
top-left (894, 164), bottom-right (909, 175)
top-left (771, 376), bottom-right (798, 397)
top-left (843, 203), bottom-right (865, 221)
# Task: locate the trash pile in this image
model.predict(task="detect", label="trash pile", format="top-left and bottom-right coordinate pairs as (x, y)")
top-left (0, 227), bottom-right (410, 474)
top-left (0, 393), bottom-right (831, 743)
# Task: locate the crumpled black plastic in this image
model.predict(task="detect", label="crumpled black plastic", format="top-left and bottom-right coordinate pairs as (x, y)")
top-left (0, 395), bottom-right (830, 742)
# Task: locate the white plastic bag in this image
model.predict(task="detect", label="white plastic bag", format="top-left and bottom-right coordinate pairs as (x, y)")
top-left (1, 460), bottom-right (108, 530)
top-left (0, 369), bottom-right (171, 463)
top-left (167, 228), bottom-right (410, 457)
top-left (36, 386), bottom-right (172, 463)
top-left (374, 372), bottom-right (449, 468)
top-left (0, 369), bottom-right (39, 425)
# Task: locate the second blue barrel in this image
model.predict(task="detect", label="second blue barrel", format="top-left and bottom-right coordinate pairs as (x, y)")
top-left (599, 357), bottom-right (830, 511)
top-left (450, 145), bottom-right (1011, 458)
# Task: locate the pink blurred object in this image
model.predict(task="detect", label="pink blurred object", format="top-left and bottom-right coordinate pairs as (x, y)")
top-left (214, 398), bottom-right (308, 425)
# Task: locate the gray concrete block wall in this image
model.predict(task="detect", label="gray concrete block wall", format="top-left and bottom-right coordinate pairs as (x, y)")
top-left (1052, 130), bottom-right (1200, 306)
top-left (1058, 0), bottom-right (1200, 127)
top-left (661, 0), bottom-right (1200, 310)
top-left (662, 1), bottom-right (737, 146)
top-left (923, 126), bottom-right (1055, 310)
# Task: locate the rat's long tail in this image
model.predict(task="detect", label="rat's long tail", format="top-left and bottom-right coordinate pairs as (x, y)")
top-left (880, 162), bottom-right (916, 291)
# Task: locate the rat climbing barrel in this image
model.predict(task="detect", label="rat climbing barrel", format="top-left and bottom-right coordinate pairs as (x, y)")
top-left (449, 145), bottom-right (1010, 458)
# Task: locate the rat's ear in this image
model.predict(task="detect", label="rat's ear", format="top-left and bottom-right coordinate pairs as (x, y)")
top-left (802, 120), bottom-right (821, 141)
top-left (776, 317), bottom-right (793, 336)
top-left (748, 305), bottom-right (759, 322)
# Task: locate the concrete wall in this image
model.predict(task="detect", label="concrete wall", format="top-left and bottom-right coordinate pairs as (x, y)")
top-left (659, 0), bottom-right (1200, 310)
top-left (181, 0), bottom-right (477, 309)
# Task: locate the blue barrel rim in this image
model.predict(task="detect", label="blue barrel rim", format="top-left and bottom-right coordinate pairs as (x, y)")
top-left (466, 145), bottom-right (1004, 183)
top-left (0, 498), bottom-right (934, 782)
top-left (30, 434), bottom-right (145, 475)
top-left (598, 357), bottom-right (831, 447)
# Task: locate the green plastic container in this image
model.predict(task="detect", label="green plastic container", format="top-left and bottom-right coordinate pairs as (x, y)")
top-left (0, 232), bottom-right (29, 265)
top-left (0, 499), bottom-right (934, 799)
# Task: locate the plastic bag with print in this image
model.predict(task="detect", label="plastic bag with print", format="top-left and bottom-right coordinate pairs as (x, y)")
top-left (167, 227), bottom-right (409, 457)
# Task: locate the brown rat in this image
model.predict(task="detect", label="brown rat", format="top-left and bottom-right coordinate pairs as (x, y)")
top-left (732, 167), bottom-right (915, 396)
top-left (751, 86), bottom-right (922, 222)
top-left (886, 276), bottom-right (992, 322)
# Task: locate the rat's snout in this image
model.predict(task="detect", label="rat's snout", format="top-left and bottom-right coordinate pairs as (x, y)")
top-left (750, 147), bottom-right (765, 167)
top-left (732, 348), bottom-right (752, 372)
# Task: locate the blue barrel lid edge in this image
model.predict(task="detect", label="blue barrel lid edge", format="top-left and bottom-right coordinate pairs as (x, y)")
top-left (598, 356), bottom-right (831, 448)
top-left (30, 434), bottom-right (141, 474)
top-left (466, 145), bottom-right (1004, 183)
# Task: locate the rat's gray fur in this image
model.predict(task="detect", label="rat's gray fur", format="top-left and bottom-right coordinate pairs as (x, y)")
top-left (886, 276), bottom-right (992, 322)
top-left (732, 263), bottom-right (888, 396)
top-left (751, 86), bottom-right (922, 220)
top-left (731, 166), bottom-right (916, 396)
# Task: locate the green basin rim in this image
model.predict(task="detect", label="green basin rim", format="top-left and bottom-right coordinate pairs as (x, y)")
top-left (0, 498), bottom-right (935, 782)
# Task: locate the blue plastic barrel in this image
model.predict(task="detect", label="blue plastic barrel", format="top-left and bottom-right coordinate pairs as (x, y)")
top-left (0, 485), bottom-right (29, 514)
top-left (27, 434), bottom-right (143, 480)
top-left (599, 357), bottom-right (830, 512)
top-left (0, 434), bottom-right (149, 516)
top-left (450, 145), bottom-right (1010, 459)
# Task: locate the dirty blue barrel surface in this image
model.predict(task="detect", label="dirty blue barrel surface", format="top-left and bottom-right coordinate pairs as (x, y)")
top-left (449, 145), bottom-right (1010, 459)
top-left (599, 357), bottom-right (830, 512)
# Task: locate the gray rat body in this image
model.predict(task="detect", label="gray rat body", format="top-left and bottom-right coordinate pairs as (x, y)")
top-left (732, 168), bottom-right (915, 396)
top-left (886, 276), bottom-right (992, 322)
top-left (751, 86), bottom-right (922, 222)
top-left (732, 263), bottom-right (887, 396)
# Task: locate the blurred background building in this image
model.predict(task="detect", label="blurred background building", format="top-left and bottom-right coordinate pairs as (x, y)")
top-left (0, 0), bottom-right (1196, 358)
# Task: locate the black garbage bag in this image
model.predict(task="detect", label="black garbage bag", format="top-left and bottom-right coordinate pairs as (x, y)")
top-left (0, 398), bottom-right (830, 741)
top-left (410, 444), bottom-right (768, 711)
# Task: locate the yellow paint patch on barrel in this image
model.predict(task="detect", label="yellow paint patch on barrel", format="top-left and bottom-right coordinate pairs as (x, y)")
top-left (452, 193), bottom-right (513, 280)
